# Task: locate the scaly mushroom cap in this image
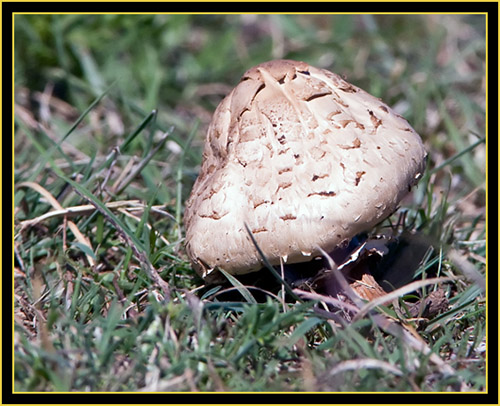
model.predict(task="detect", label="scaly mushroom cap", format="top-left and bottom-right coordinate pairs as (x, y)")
top-left (184, 60), bottom-right (427, 282)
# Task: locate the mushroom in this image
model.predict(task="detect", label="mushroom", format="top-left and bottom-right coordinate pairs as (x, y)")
top-left (184, 59), bottom-right (427, 283)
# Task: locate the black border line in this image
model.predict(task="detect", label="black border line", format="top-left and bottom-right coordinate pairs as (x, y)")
top-left (4, 2), bottom-right (498, 404)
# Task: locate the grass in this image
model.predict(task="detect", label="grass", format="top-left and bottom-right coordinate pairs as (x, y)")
top-left (13, 14), bottom-right (487, 393)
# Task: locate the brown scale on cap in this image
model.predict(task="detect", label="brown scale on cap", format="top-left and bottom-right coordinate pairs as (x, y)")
top-left (184, 60), bottom-right (427, 282)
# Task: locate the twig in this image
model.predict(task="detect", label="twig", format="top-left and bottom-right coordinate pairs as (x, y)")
top-left (17, 200), bottom-right (137, 230)
top-left (299, 249), bottom-right (459, 379)
top-left (18, 200), bottom-right (175, 230)
top-left (293, 288), bottom-right (360, 314)
top-left (448, 249), bottom-right (486, 293)
top-left (316, 246), bottom-right (365, 309)
top-left (371, 313), bottom-right (456, 377)
top-left (16, 181), bottom-right (95, 267)
top-left (352, 276), bottom-right (457, 322)
top-left (328, 358), bottom-right (403, 377)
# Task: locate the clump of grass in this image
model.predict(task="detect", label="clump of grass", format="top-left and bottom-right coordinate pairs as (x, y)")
top-left (14, 14), bottom-right (487, 393)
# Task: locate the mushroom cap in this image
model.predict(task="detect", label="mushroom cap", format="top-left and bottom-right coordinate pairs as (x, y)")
top-left (184, 59), bottom-right (427, 282)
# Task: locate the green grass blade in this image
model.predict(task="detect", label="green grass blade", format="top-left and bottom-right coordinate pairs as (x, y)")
top-left (218, 269), bottom-right (257, 304)
top-left (244, 223), bottom-right (302, 302)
